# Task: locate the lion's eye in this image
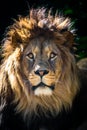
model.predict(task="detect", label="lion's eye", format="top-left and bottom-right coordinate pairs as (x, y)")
top-left (26, 53), bottom-right (34, 60)
top-left (50, 52), bottom-right (57, 61)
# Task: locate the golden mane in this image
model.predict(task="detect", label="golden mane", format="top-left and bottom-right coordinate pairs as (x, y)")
top-left (0, 8), bottom-right (79, 120)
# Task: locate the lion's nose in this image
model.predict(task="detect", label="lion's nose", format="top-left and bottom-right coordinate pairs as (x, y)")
top-left (35, 69), bottom-right (49, 76)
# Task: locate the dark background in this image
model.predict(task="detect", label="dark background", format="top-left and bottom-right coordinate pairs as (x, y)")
top-left (0, 0), bottom-right (87, 60)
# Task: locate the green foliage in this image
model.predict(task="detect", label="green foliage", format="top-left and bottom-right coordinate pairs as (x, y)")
top-left (64, 9), bottom-right (73, 15)
top-left (76, 37), bottom-right (87, 60)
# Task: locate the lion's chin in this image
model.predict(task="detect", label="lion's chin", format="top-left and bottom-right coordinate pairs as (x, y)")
top-left (32, 82), bottom-right (54, 96)
top-left (34, 87), bottom-right (53, 96)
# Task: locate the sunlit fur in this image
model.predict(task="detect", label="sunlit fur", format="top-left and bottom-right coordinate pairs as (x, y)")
top-left (0, 8), bottom-right (79, 120)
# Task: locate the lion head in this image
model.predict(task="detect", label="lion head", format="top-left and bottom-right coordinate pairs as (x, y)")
top-left (0, 8), bottom-right (79, 119)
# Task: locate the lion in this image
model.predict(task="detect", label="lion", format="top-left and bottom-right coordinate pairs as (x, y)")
top-left (0, 7), bottom-right (87, 130)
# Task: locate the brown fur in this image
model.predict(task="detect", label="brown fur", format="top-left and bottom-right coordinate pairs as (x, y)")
top-left (0, 8), bottom-right (79, 121)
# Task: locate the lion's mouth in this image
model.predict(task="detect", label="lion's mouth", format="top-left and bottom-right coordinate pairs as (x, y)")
top-left (32, 82), bottom-right (55, 91)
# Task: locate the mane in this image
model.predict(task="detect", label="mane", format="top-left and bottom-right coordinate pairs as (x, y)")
top-left (2, 7), bottom-right (74, 59)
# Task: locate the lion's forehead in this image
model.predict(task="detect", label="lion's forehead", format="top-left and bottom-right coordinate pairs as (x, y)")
top-left (24, 37), bottom-right (58, 56)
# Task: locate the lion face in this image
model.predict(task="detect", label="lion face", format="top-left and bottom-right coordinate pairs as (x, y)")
top-left (22, 37), bottom-right (62, 96)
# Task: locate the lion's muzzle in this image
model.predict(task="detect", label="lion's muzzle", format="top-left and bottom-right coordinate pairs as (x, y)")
top-left (29, 66), bottom-right (55, 96)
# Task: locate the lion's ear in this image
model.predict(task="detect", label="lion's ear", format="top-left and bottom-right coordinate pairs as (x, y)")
top-left (61, 30), bottom-right (75, 49)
